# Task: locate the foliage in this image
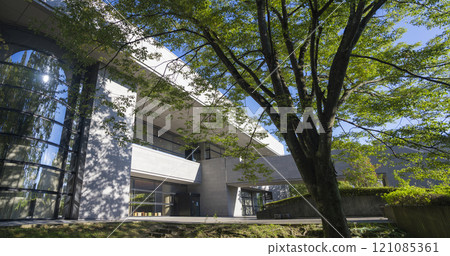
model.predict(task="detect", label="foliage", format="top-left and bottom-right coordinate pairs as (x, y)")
top-left (52, 0), bottom-right (450, 175)
top-left (433, 184), bottom-right (450, 195)
top-left (393, 166), bottom-right (450, 187)
top-left (338, 187), bottom-right (396, 197)
top-left (289, 182), bottom-right (309, 196)
top-left (337, 180), bottom-right (354, 189)
top-left (334, 137), bottom-right (449, 190)
top-left (349, 223), bottom-right (406, 238)
top-left (382, 185), bottom-right (450, 206)
top-left (343, 165), bottom-right (381, 187)
top-left (265, 195), bottom-right (304, 207)
top-left (290, 180), bottom-right (359, 196)
top-left (333, 140), bottom-right (382, 187)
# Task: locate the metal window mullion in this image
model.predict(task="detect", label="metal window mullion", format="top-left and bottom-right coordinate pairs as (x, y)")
top-left (0, 158), bottom-right (76, 173)
top-left (0, 61), bottom-right (75, 89)
top-left (0, 186), bottom-right (72, 195)
top-left (0, 132), bottom-right (75, 153)
top-left (0, 107), bottom-right (77, 133)
top-left (53, 73), bottom-right (81, 219)
top-left (64, 63), bottom-right (99, 220)
top-left (0, 83), bottom-right (76, 112)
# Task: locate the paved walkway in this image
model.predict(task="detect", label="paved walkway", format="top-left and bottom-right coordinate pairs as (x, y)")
top-left (0, 216), bottom-right (389, 227)
top-left (128, 216), bottom-right (390, 224)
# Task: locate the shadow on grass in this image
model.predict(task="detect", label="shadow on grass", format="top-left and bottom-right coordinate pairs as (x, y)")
top-left (0, 222), bottom-right (407, 238)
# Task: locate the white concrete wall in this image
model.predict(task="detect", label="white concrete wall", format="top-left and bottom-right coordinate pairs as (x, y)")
top-left (131, 144), bottom-right (201, 184)
top-left (188, 158), bottom-right (231, 216)
top-left (227, 186), bottom-right (243, 217)
top-left (226, 156), bottom-right (303, 186)
top-left (78, 75), bottom-right (136, 220)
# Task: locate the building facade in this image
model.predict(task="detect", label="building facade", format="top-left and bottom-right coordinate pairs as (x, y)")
top-left (0, 0), bottom-right (290, 221)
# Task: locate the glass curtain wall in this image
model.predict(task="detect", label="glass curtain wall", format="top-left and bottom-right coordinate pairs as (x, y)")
top-left (241, 190), bottom-right (265, 216)
top-left (129, 177), bottom-right (187, 217)
top-left (241, 190), bottom-right (255, 216)
top-left (0, 44), bottom-right (80, 220)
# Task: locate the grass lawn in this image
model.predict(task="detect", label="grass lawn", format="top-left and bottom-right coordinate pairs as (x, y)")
top-left (0, 222), bottom-right (407, 238)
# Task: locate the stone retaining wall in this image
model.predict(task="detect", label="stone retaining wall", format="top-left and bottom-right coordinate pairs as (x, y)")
top-left (257, 195), bottom-right (386, 219)
top-left (384, 205), bottom-right (450, 237)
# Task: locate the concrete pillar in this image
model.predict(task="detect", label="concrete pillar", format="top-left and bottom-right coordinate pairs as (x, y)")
top-left (78, 75), bottom-right (136, 220)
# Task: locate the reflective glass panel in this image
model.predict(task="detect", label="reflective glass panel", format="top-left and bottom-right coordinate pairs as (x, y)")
top-left (0, 134), bottom-right (66, 169)
top-left (0, 110), bottom-right (67, 145)
top-left (0, 85), bottom-right (69, 123)
top-left (0, 46), bottom-right (79, 220)
top-left (0, 191), bottom-right (32, 219)
top-left (129, 177), bottom-right (187, 217)
top-left (33, 193), bottom-right (57, 219)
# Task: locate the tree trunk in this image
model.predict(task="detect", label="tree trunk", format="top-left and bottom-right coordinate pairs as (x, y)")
top-left (312, 156), bottom-right (350, 237)
top-left (284, 132), bottom-right (351, 238)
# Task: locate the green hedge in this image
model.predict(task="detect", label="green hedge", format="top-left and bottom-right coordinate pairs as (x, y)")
top-left (265, 195), bottom-right (308, 207)
top-left (266, 187), bottom-right (396, 208)
top-left (382, 186), bottom-right (450, 206)
top-left (339, 187), bottom-right (397, 197)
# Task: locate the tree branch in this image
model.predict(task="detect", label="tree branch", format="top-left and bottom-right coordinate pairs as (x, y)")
top-left (324, 0), bottom-right (386, 129)
top-left (256, 0), bottom-right (294, 107)
top-left (337, 118), bottom-right (450, 155)
top-left (151, 43), bottom-right (209, 69)
top-left (318, 0), bottom-right (334, 17)
top-left (272, 0), bottom-right (310, 105)
top-left (100, 29), bottom-right (207, 69)
top-left (223, 45), bottom-right (276, 99)
top-left (338, 78), bottom-right (384, 107)
top-left (200, 26), bottom-right (276, 121)
top-left (351, 54), bottom-right (450, 87)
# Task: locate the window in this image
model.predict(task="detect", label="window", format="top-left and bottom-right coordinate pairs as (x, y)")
top-left (133, 118), bottom-right (187, 158)
top-left (202, 142), bottom-right (223, 160)
top-left (129, 177), bottom-right (187, 217)
top-left (241, 190), bottom-right (254, 216)
top-left (241, 189), bottom-right (267, 216)
top-left (0, 45), bottom-right (80, 220)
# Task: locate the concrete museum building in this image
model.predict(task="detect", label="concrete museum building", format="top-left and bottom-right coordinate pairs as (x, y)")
top-left (0, 0), bottom-right (299, 221)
